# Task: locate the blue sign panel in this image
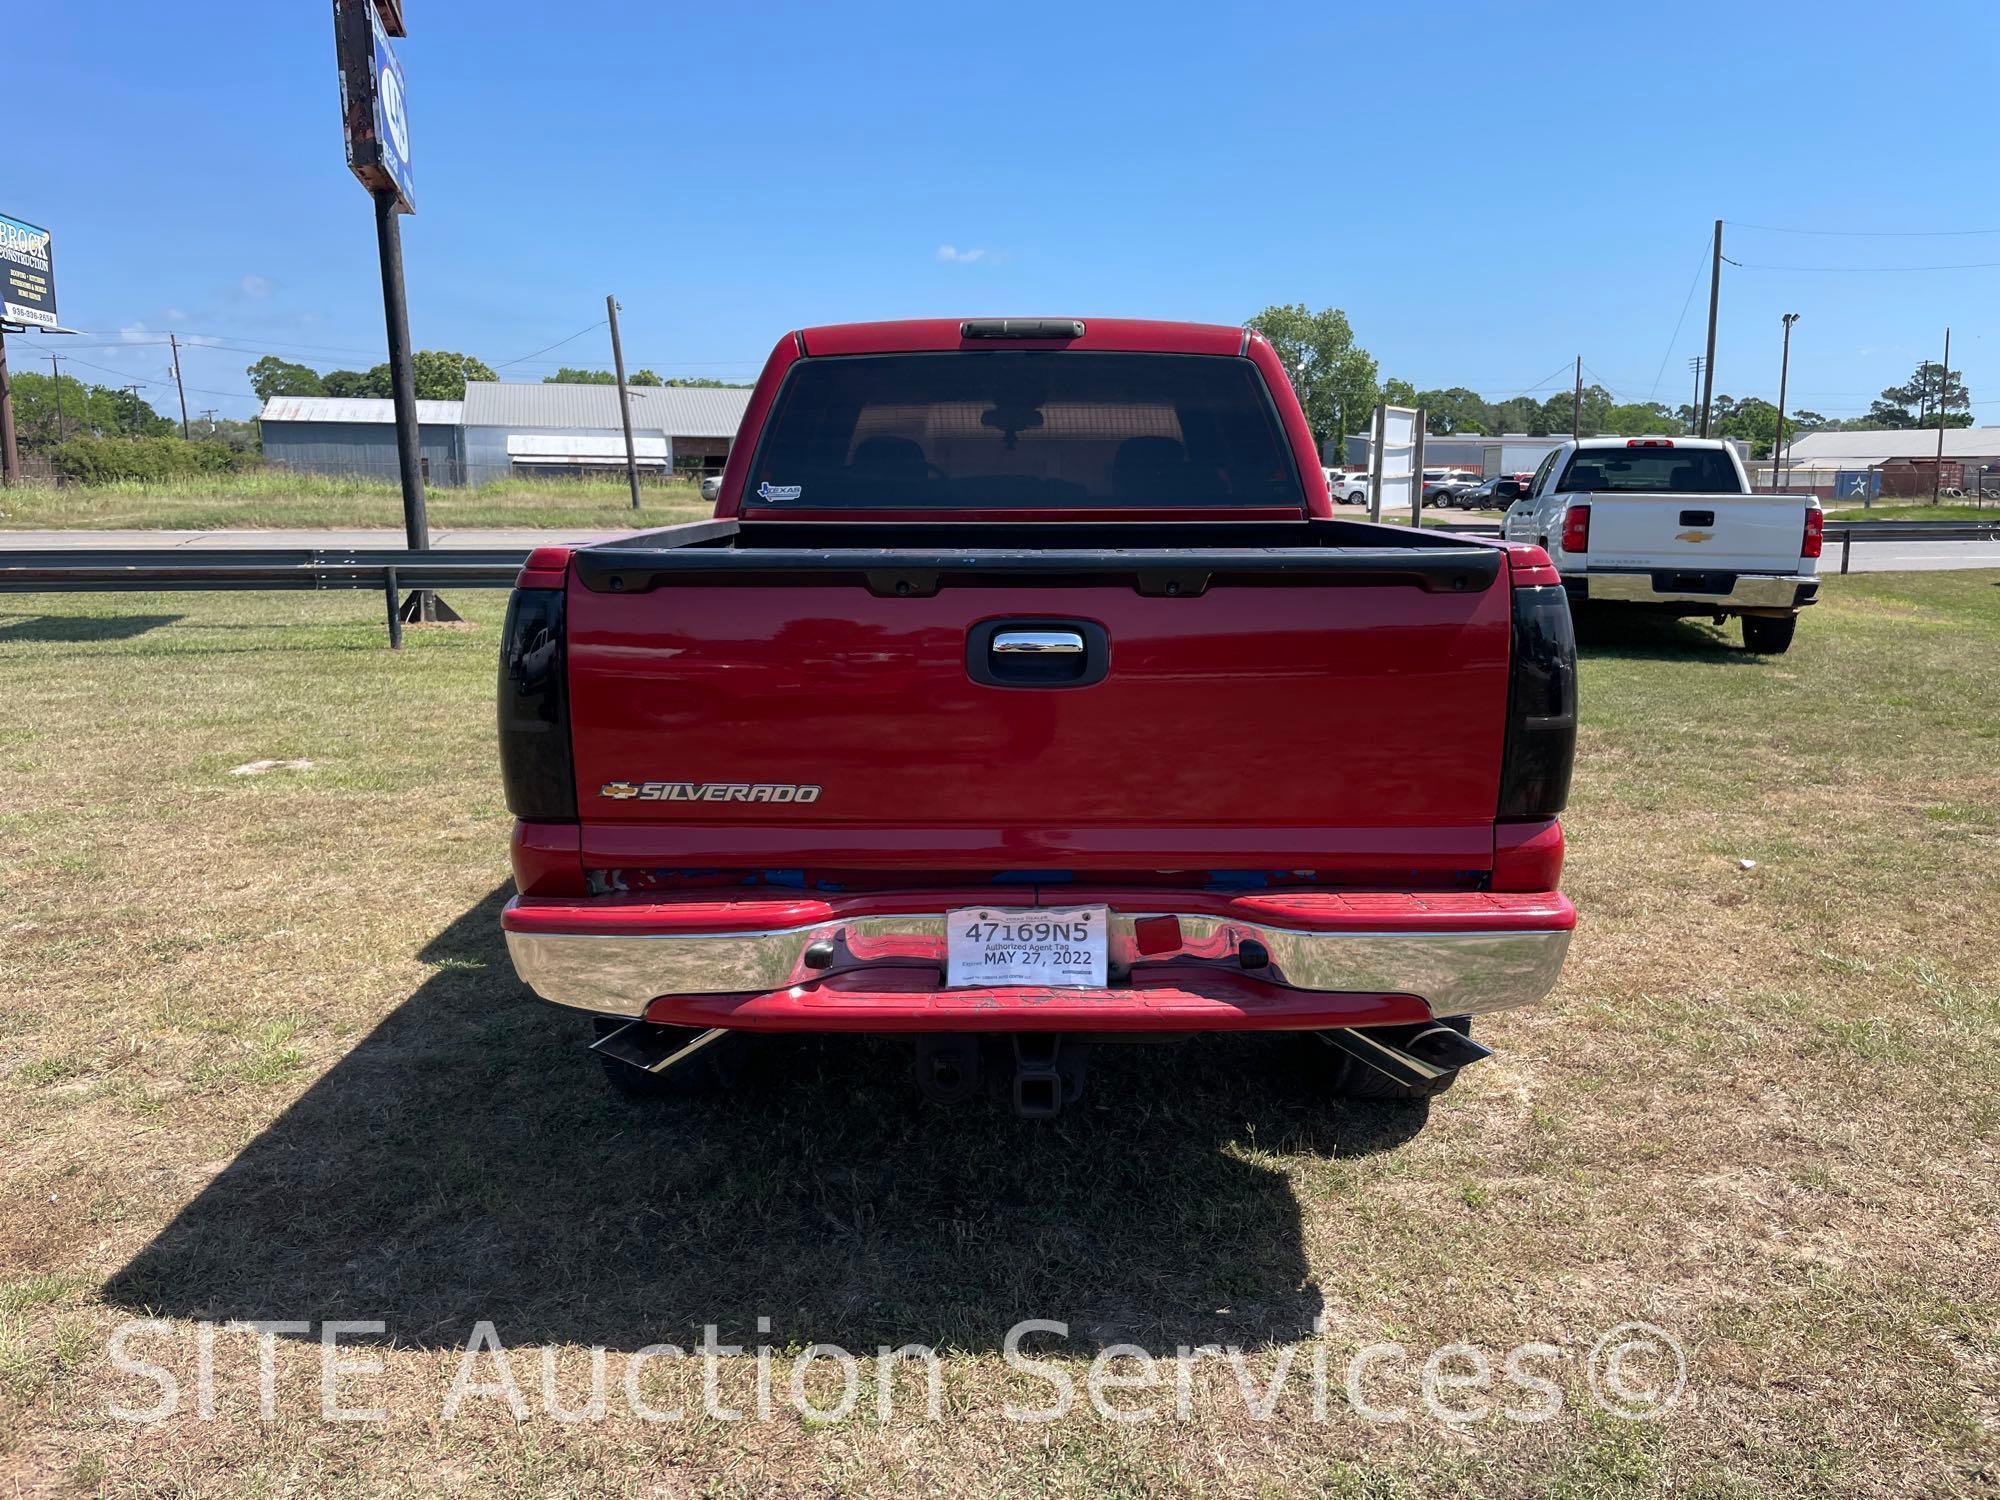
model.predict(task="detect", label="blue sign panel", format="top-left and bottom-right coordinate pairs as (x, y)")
top-left (335, 0), bottom-right (414, 214)
top-left (1833, 470), bottom-right (1880, 500)
top-left (370, 7), bottom-right (415, 213)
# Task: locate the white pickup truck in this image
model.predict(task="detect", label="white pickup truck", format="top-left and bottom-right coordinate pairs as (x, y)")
top-left (1501, 436), bottom-right (1822, 653)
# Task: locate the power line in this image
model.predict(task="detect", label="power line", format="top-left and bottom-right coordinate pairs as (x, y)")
top-left (493, 319), bottom-right (607, 370)
top-left (1647, 233), bottom-right (1714, 401)
top-left (1724, 219), bottom-right (2000, 238)
top-left (1723, 255), bottom-right (2000, 272)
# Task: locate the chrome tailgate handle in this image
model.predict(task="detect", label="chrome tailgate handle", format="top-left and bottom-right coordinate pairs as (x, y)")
top-left (967, 620), bottom-right (1108, 688)
top-left (992, 629), bottom-right (1084, 655)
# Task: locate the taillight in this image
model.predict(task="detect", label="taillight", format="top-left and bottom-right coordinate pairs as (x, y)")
top-left (1626, 438), bottom-right (1674, 448)
top-left (1802, 507), bottom-right (1823, 559)
top-left (497, 584), bottom-right (576, 821)
top-left (1560, 503), bottom-right (1591, 553)
top-left (1497, 585), bottom-right (1576, 821)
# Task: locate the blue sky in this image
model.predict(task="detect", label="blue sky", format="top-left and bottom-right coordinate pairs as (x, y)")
top-left (10, 0), bottom-right (2000, 424)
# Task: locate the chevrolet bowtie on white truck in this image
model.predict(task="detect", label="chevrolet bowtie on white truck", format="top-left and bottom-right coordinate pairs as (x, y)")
top-left (1500, 436), bottom-right (1822, 653)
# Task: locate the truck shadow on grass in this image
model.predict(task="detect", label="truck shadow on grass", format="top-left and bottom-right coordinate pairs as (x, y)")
top-left (107, 887), bottom-right (1424, 1354)
top-left (0, 611), bottom-right (185, 644)
top-left (1571, 603), bottom-right (1763, 663)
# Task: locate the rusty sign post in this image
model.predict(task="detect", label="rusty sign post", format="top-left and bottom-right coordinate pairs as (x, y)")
top-left (333, 0), bottom-right (452, 620)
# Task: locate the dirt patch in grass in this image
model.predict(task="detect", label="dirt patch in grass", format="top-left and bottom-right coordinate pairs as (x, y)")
top-left (0, 579), bottom-right (1996, 1496)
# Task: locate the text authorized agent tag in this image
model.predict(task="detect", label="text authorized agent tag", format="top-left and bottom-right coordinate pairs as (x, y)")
top-left (945, 906), bottom-right (1108, 989)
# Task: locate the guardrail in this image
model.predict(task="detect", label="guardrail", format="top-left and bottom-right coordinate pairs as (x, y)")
top-left (0, 547), bottom-right (530, 648)
top-left (1428, 517), bottom-right (2000, 575)
top-left (0, 521), bottom-right (1994, 647)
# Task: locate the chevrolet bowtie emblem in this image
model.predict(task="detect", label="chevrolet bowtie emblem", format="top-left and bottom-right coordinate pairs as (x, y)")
top-left (1676, 530), bottom-right (1714, 543)
top-left (599, 781), bottom-right (640, 799)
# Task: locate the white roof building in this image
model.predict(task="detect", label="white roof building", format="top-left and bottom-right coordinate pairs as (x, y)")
top-left (1783, 426), bottom-right (2000, 467)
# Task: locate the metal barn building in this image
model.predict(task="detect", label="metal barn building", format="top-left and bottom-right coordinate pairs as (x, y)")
top-left (256, 382), bottom-right (754, 486)
top-left (257, 397), bottom-right (466, 484)
top-left (460, 382), bottom-right (751, 484)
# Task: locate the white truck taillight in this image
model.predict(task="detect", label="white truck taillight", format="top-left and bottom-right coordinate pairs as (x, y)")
top-left (1802, 507), bottom-right (1824, 559)
top-left (1560, 503), bottom-right (1591, 554)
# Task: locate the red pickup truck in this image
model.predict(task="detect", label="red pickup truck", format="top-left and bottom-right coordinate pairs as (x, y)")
top-left (497, 317), bottom-right (1576, 1117)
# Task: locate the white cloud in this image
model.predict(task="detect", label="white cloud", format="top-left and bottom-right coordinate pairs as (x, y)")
top-left (936, 245), bottom-right (989, 264)
top-left (240, 274), bottom-right (272, 299)
top-left (118, 322), bottom-right (151, 342)
top-left (165, 306), bottom-right (186, 321)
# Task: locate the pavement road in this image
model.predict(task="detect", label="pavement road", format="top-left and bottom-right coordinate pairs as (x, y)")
top-left (2, 527), bottom-right (1998, 572)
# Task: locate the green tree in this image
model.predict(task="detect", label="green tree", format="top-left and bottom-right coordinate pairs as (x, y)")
top-left (1487, 397), bottom-right (1543, 435)
top-left (1601, 401), bottom-right (1683, 436)
top-left (1717, 396), bottom-right (1782, 457)
top-left (1415, 387), bottom-right (1491, 436)
top-left (544, 367), bottom-right (673, 387)
top-left (245, 356), bottom-right (325, 401)
top-left (1244, 304), bottom-right (1378, 450)
top-left (1871, 359), bottom-right (1971, 429)
top-left (322, 367), bottom-right (391, 398)
top-left (7, 371), bottom-right (173, 450)
top-left (410, 350), bottom-right (497, 401)
top-left (665, 376), bottom-right (750, 388)
top-left (1382, 377), bottom-right (1418, 408)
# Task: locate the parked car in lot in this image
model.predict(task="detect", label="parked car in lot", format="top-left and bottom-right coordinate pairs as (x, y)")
top-left (1421, 469), bottom-right (1479, 506)
top-left (1501, 436), bottom-right (1821, 653)
top-left (498, 317), bottom-right (1577, 1117)
top-left (1452, 476), bottom-right (1529, 511)
top-left (1327, 468), bottom-right (1371, 505)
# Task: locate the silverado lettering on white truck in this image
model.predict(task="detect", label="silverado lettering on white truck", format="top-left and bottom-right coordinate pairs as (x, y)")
top-left (1501, 436), bottom-right (1822, 654)
top-left (497, 317), bottom-right (1579, 1119)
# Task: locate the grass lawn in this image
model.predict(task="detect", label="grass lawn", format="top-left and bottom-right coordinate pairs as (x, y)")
top-left (1, 575), bottom-right (1996, 1496)
top-left (1824, 503), bottom-right (2000, 524)
top-left (0, 472), bottom-right (712, 532)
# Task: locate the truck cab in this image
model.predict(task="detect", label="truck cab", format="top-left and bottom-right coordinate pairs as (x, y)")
top-left (1501, 436), bottom-right (1822, 653)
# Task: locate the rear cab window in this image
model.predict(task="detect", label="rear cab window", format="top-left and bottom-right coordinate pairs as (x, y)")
top-left (742, 351), bottom-right (1304, 511)
top-left (1556, 447), bottom-right (1742, 494)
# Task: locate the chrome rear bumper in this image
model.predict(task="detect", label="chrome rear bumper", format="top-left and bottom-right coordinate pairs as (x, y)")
top-left (504, 907), bottom-right (1572, 1025)
top-left (1579, 569), bottom-right (1818, 609)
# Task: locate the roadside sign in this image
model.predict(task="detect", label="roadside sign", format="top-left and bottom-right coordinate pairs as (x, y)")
top-left (0, 213), bottom-right (56, 329)
top-left (334, 0), bottom-right (415, 213)
top-left (1833, 470), bottom-right (1880, 500)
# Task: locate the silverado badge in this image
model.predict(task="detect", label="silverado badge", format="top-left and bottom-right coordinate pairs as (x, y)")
top-left (599, 780), bottom-right (822, 804)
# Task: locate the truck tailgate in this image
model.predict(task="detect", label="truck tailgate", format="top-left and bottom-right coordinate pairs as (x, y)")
top-left (563, 555), bottom-right (1515, 878)
top-left (1585, 493), bottom-right (1809, 574)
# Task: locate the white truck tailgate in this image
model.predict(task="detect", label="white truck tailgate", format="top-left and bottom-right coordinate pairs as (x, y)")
top-left (1587, 495), bottom-right (1808, 574)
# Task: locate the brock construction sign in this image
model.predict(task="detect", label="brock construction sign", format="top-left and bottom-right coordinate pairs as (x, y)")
top-left (0, 213), bottom-right (56, 329)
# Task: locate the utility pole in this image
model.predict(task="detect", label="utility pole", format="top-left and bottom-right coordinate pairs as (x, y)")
top-left (1773, 314), bottom-right (1798, 492)
top-left (168, 332), bottom-right (190, 438)
top-left (0, 327), bottom-right (17, 485)
top-left (199, 408), bottom-right (219, 435)
top-left (606, 293), bottom-right (642, 510)
top-left (1699, 219), bottom-right (1721, 437)
top-left (1571, 355), bottom-right (1583, 438)
top-left (1933, 326), bottom-right (1950, 506)
top-left (50, 355), bottom-right (65, 441)
top-left (1688, 356), bottom-right (1705, 430)
top-left (373, 192), bottom-right (430, 556)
